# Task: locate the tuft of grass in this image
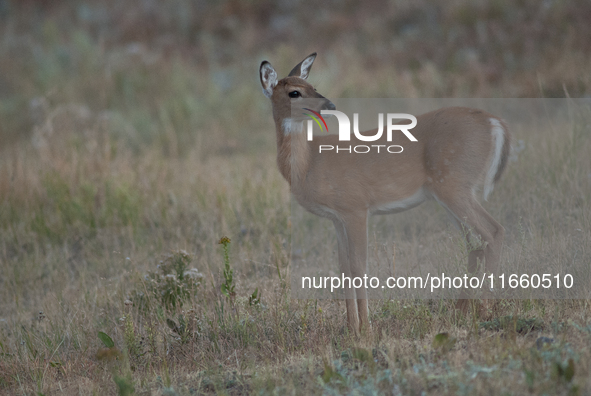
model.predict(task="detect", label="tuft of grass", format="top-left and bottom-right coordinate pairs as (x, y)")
top-left (133, 250), bottom-right (202, 312)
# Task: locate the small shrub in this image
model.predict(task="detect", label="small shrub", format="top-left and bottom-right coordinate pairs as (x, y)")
top-left (135, 250), bottom-right (203, 311)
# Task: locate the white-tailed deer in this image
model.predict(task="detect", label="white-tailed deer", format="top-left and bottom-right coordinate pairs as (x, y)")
top-left (260, 53), bottom-right (510, 336)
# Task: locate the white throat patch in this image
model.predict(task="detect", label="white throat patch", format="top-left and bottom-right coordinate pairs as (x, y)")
top-left (282, 118), bottom-right (304, 135)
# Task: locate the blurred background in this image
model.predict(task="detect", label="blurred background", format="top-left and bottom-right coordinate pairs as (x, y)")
top-left (1, 1), bottom-right (591, 393)
top-left (1, 0), bottom-right (591, 149)
top-left (1, 0), bottom-right (591, 340)
top-left (1, 0), bottom-right (590, 326)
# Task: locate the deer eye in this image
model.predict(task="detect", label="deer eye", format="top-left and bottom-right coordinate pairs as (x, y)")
top-left (288, 91), bottom-right (301, 98)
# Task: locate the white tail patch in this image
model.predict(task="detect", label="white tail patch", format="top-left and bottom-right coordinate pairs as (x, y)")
top-left (484, 118), bottom-right (505, 200)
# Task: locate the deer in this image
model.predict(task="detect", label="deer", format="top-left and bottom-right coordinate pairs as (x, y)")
top-left (259, 53), bottom-right (510, 336)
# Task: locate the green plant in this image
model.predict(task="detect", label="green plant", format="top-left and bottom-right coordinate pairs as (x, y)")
top-left (249, 288), bottom-right (261, 306)
top-left (219, 237), bottom-right (235, 303)
top-left (123, 314), bottom-right (140, 358)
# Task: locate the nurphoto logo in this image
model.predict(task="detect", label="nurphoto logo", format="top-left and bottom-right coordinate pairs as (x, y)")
top-left (304, 109), bottom-right (418, 154)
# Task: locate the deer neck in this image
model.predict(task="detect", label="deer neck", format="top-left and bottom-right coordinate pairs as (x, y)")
top-left (275, 117), bottom-right (311, 188)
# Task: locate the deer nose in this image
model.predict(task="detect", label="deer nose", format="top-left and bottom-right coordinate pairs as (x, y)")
top-left (325, 100), bottom-right (336, 111)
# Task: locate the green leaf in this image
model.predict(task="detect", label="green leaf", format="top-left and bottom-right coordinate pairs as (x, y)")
top-left (97, 331), bottom-right (115, 348)
top-left (432, 332), bottom-right (457, 353)
top-left (249, 288), bottom-right (261, 306)
top-left (433, 332), bottom-right (449, 346)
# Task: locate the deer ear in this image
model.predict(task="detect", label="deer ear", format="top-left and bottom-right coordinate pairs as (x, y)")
top-left (260, 61), bottom-right (278, 99)
top-left (288, 53), bottom-right (317, 80)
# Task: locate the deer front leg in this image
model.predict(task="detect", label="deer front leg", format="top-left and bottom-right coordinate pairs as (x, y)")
top-left (334, 218), bottom-right (360, 336)
top-left (343, 213), bottom-right (371, 334)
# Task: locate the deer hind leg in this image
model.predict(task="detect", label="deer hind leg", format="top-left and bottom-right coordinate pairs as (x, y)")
top-left (458, 200), bottom-right (504, 277)
top-left (467, 202), bottom-right (505, 319)
top-left (435, 190), bottom-right (504, 312)
top-left (473, 203), bottom-right (505, 274)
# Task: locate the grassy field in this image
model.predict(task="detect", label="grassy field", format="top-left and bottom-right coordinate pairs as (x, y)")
top-left (1, 0), bottom-right (591, 394)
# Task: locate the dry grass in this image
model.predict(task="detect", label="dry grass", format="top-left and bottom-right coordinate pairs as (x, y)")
top-left (1, 0), bottom-right (591, 394)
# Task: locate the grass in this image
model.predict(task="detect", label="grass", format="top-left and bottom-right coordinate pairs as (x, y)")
top-left (1, 0), bottom-right (591, 394)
